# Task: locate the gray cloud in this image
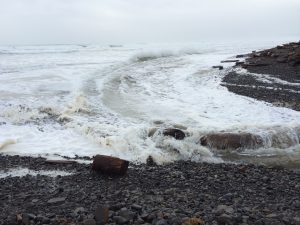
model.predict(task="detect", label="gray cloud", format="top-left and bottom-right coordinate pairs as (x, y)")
top-left (0, 0), bottom-right (299, 45)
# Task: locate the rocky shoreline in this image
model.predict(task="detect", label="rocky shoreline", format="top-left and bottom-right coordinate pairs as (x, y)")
top-left (2, 42), bottom-right (300, 225)
top-left (1, 155), bottom-right (300, 225)
top-left (222, 41), bottom-right (300, 111)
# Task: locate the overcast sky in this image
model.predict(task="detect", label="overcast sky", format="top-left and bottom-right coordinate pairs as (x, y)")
top-left (0, 0), bottom-right (299, 45)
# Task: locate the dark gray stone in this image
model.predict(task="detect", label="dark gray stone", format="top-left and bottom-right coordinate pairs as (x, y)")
top-left (83, 219), bottom-right (96, 225)
top-left (47, 197), bottom-right (66, 204)
top-left (113, 216), bottom-right (128, 224)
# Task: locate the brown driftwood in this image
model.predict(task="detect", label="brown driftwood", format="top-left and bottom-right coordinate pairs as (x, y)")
top-left (92, 155), bottom-right (129, 175)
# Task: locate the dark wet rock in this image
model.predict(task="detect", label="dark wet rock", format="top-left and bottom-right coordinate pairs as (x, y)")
top-left (221, 60), bottom-right (239, 63)
top-left (118, 208), bottom-right (136, 221)
top-left (83, 219), bottom-right (96, 225)
top-left (213, 205), bottom-right (234, 215)
top-left (163, 128), bottom-right (185, 140)
top-left (36, 215), bottom-right (50, 223)
top-left (155, 219), bottom-right (168, 225)
top-left (113, 216), bottom-right (128, 224)
top-left (212, 65), bottom-right (224, 70)
top-left (146, 155), bottom-right (156, 166)
top-left (131, 204), bottom-right (142, 211)
top-left (217, 213), bottom-right (233, 224)
top-left (74, 207), bottom-right (86, 215)
top-left (236, 54), bottom-right (248, 58)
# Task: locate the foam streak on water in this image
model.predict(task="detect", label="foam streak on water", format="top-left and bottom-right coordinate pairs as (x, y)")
top-left (1, 39), bottom-right (300, 167)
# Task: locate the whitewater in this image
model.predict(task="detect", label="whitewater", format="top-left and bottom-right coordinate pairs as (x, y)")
top-left (1, 38), bottom-right (300, 167)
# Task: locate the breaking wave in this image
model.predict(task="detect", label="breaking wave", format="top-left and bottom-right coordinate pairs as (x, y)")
top-left (1, 41), bottom-right (300, 167)
top-left (130, 48), bottom-right (204, 62)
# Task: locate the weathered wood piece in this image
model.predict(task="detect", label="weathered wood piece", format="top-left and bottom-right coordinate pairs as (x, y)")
top-left (92, 155), bottom-right (129, 175)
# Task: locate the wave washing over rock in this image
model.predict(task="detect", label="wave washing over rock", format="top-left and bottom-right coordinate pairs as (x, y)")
top-left (0, 39), bottom-right (300, 168)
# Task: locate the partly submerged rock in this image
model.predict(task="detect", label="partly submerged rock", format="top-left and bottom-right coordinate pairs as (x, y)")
top-left (163, 128), bottom-right (185, 140)
top-left (200, 132), bottom-right (263, 150)
top-left (146, 155), bottom-right (156, 166)
top-left (212, 65), bottom-right (224, 70)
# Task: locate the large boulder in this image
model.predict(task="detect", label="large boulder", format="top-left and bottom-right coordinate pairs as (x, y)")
top-left (200, 133), bottom-right (263, 150)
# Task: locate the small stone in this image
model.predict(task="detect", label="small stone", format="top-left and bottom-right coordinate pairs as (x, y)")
top-left (83, 219), bottom-right (96, 225)
top-left (36, 214), bottom-right (51, 224)
top-left (266, 213), bottom-right (278, 218)
top-left (168, 217), bottom-right (182, 225)
top-left (214, 205), bottom-right (234, 215)
top-left (146, 156), bottom-right (156, 166)
top-left (119, 209), bottom-right (136, 221)
top-left (217, 213), bottom-right (233, 224)
top-left (26, 213), bottom-right (36, 220)
top-left (113, 216), bottom-right (128, 224)
top-left (47, 197), bottom-right (66, 204)
top-left (293, 217), bottom-right (300, 223)
top-left (74, 207), bottom-right (86, 215)
top-left (131, 204), bottom-right (142, 211)
top-left (219, 193), bottom-right (234, 202)
top-left (31, 199), bottom-right (39, 203)
top-left (156, 219), bottom-right (168, 225)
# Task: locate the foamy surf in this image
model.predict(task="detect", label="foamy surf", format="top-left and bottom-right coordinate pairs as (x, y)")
top-left (0, 39), bottom-right (300, 167)
top-left (0, 139), bottom-right (16, 150)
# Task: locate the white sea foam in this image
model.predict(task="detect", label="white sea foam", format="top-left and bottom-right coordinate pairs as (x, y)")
top-left (1, 39), bottom-right (300, 166)
top-left (236, 68), bottom-right (300, 87)
top-left (0, 167), bottom-right (73, 179)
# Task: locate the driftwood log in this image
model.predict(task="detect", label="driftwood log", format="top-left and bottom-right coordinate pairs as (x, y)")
top-left (92, 155), bottom-right (129, 175)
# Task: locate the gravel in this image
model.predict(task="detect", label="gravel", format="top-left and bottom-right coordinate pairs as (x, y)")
top-left (0, 155), bottom-right (300, 225)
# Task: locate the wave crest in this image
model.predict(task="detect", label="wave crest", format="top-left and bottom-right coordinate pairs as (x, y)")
top-left (131, 48), bottom-right (203, 62)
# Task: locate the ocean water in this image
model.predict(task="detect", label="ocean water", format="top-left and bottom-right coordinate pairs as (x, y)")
top-left (1, 38), bottom-right (300, 167)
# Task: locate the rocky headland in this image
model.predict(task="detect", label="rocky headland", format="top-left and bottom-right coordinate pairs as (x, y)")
top-left (222, 41), bottom-right (300, 111)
